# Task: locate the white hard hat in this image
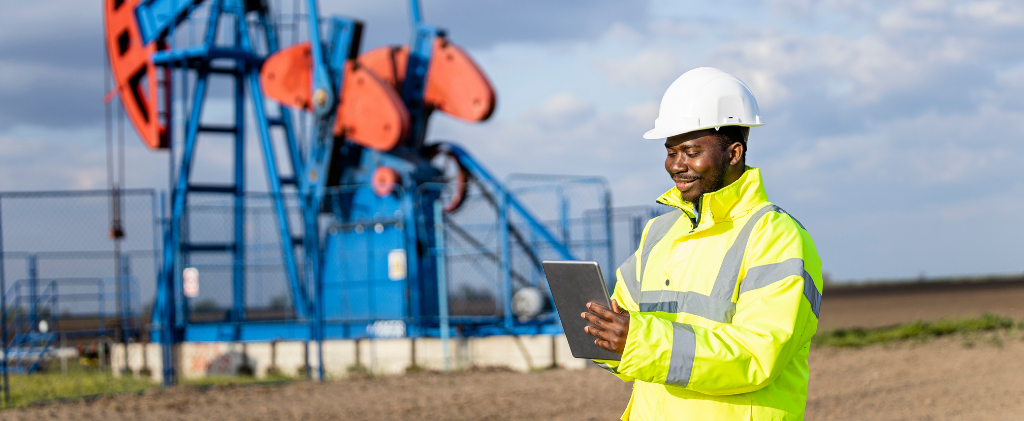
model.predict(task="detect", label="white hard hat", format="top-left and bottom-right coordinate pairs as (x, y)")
top-left (643, 67), bottom-right (764, 139)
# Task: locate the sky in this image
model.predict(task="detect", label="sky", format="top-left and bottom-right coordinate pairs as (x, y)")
top-left (1, 0), bottom-right (1024, 282)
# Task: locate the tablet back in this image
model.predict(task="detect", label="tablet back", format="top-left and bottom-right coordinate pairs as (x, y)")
top-left (542, 260), bottom-right (622, 361)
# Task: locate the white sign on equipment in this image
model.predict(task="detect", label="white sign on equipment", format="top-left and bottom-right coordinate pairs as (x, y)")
top-left (388, 249), bottom-right (407, 281)
top-left (183, 267), bottom-right (199, 298)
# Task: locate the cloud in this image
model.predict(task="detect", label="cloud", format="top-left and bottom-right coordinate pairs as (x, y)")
top-left (955, 0), bottom-right (1024, 26)
top-left (0, 1), bottom-right (104, 129)
top-left (0, 129), bottom-right (106, 191)
top-left (519, 92), bottom-right (595, 130)
top-left (323, 0), bottom-right (653, 49)
top-left (598, 50), bottom-right (684, 91)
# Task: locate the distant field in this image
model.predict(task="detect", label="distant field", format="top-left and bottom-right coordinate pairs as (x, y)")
top-left (820, 276), bottom-right (1024, 330)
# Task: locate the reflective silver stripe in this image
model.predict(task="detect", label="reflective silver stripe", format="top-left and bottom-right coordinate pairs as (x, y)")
top-left (738, 258), bottom-right (806, 295)
top-left (617, 254), bottom-right (641, 303)
top-left (639, 291), bottom-right (736, 323)
top-left (710, 205), bottom-right (778, 301)
top-left (666, 323), bottom-right (696, 386)
top-left (639, 209), bottom-right (683, 284)
top-left (773, 206), bottom-right (806, 231)
top-left (595, 362), bottom-right (619, 374)
top-left (738, 258), bottom-right (822, 319)
top-left (804, 275), bottom-right (822, 318)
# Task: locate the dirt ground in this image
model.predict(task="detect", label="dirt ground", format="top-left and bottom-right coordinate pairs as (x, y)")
top-left (4, 280), bottom-right (1024, 420)
top-left (4, 335), bottom-right (1024, 421)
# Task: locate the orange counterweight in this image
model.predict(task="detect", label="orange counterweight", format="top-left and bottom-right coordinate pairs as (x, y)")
top-left (358, 38), bottom-right (496, 123)
top-left (261, 42), bottom-right (411, 152)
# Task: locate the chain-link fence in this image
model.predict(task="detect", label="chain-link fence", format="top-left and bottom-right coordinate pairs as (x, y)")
top-left (181, 193), bottom-right (306, 322)
top-left (0, 187), bottom-right (669, 334)
top-left (0, 190), bottom-right (160, 344)
top-left (436, 175), bottom-right (611, 321)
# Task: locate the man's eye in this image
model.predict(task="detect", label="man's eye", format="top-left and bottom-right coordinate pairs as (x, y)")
top-left (686, 151), bottom-right (700, 158)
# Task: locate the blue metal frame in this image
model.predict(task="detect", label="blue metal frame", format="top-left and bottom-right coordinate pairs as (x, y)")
top-left (132, 0), bottom-right (614, 386)
top-left (147, 0), bottom-right (315, 384)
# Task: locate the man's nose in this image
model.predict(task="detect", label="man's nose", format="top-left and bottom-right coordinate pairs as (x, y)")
top-left (669, 155), bottom-right (688, 173)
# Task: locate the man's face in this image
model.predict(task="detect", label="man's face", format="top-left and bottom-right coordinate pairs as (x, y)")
top-left (664, 130), bottom-right (740, 203)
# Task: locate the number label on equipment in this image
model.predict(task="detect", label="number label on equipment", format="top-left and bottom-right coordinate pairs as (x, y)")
top-left (183, 267), bottom-right (199, 298)
top-left (369, 320), bottom-right (407, 338)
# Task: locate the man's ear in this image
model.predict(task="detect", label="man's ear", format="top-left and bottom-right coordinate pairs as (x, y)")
top-left (729, 142), bottom-right (745, 166)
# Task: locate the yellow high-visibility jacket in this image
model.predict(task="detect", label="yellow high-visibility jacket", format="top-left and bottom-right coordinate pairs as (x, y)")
top-left (595, 167), bottom-right (822, 420)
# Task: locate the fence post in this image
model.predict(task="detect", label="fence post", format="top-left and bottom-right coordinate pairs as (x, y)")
top-left (121, 256), bottom-right (131, 342)
top-left (120, 255), bottom-right (131, 374)
top-left (28, 255), bottom-right (37, 331)
top-left (0, 195), bottom-right (9, 407)
top-left (60, 333), bottom-right (67, 378)
top-left (559, 187), bottom-right (569, 244)
top-left (497, 190), bottom-right (513, 330)
top-left (603, 187), bottom-right (614, 288)
top-left (433, 200), bottom-right (450, 372)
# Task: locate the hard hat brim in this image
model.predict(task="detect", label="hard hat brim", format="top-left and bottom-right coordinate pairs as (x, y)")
top-left (642, 122), bottom-right (765, 140)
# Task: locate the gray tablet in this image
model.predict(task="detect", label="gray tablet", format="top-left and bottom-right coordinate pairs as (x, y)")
top-left (542, 260), bottom-right (621, 361)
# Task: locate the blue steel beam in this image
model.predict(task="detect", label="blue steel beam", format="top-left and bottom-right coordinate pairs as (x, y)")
top-left (304, 0), bottom-right (335, 117)
top-left (237, 12), bottom-right (311, 320)
top-left (135, 0), bottom-right (204, 44)
top-left (232, 22), bottom-right (246, 324)
top-left (409, 0), bottom-right (423, 25)
top-left (305, 18), bottom-right (361, 209)
top-left (152, 46), bottom-right (264, 65)
top-left (257, 12), bottom-right (306, 194)
top-left (402, 24), bottom-right (438, 148)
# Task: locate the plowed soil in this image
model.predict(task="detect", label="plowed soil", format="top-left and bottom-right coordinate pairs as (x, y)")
top-left (4, 280), bottom-right (1024, 420)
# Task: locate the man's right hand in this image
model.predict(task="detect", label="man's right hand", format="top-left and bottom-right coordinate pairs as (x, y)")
top-left (581, 299), bottom-right (630, 355)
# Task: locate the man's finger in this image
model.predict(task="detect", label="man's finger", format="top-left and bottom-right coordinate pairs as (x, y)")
top-left (587, 302), bottom-right (617, 320)
top-left (611, 299), bottom-right (628, 315)
top-left (582, 312), bottom-right (609, 330)
top-left (585, 325), bottom-right (611, 342)
top-left (595, 338), bottom-right (622, 355)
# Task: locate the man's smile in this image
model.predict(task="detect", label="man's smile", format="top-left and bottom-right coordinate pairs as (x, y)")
top-left (673, 175), bottom-right (699, 190)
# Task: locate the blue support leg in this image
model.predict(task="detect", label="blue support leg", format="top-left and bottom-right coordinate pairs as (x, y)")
top-left (237, 13), bottom-right (310, 319)
top-left (233, 32), bottom-right (247, 328)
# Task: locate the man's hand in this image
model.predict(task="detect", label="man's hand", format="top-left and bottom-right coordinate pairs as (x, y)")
top-left (581, 299), bottom-right (630, 356)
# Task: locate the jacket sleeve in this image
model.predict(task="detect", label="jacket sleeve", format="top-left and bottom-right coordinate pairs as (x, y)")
top-left (591, 256), bottom-right (641, 382)
top-left (614, 212), bottom-right (822, 395)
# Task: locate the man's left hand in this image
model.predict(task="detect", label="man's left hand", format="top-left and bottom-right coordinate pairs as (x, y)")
top-left (581, 299), bottom-right (630, 355)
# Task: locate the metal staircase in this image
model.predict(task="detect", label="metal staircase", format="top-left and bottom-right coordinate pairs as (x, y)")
top-left (4, 278), bottom-right (57, 374)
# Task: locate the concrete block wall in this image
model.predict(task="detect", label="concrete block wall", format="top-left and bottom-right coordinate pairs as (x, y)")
top-left (112, 334), bottom-right (587, 382)
top-left (111, 342), bottom-right (165, 382)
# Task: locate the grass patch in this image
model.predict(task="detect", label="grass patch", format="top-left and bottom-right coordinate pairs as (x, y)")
top-left (181, 374), bottom-right (296, 388)
top-left (813, 313), bottom-right (1017, 348)
top-left (1, 360), bottom-right (301, 409)
top-left (3, 360), bottom-right (156, 409)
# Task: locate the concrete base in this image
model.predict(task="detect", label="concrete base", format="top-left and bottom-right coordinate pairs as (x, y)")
top-left (111, 334), bottom-right (586, 381)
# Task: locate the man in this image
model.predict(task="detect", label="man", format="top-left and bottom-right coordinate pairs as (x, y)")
top-left (581, 67), bottom-right (822, 420)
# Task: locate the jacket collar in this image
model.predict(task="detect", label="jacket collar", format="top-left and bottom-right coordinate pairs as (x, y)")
top-left (656, 166), bottom-right (769, 232)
